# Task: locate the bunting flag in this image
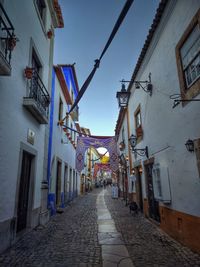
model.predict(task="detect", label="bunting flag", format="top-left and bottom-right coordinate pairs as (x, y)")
top-left (93, 163), bottom-right (111, 178)
top-left (76, 136), bottom-right (118, 172)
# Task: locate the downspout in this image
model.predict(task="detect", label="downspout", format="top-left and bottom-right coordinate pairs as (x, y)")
top-left (47, 68), bottom-right (55, 212)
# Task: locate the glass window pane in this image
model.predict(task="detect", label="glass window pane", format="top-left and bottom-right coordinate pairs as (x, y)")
top-left (135, 112), bottom-right (141, 128)
top-left (181, 24), bottom-right (199, 59)
top-left (181, 24), bottom-right (200, 70)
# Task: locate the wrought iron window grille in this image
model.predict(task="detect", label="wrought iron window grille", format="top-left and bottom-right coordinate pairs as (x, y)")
top-left (0, 3), bottom-right (18, 65)
top-left (25, 69), bottom-right (50, 117)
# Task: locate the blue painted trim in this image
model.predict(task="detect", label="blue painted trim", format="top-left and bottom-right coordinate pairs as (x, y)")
top-left (48, 193), bottom-right (56, 216)
top-left (61, 192), bottom-right (65, 208)
top-left (47, 69), bottom-right (55, 208)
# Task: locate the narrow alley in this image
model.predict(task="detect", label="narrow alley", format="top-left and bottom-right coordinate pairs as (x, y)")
top-left (0, 187), bottom-right (200, 267)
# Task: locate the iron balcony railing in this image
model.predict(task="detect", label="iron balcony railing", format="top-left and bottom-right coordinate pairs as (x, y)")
top-left (0, 3), bottom-right (15, 65)
top-left (25, 69), bottom-right (50, 118)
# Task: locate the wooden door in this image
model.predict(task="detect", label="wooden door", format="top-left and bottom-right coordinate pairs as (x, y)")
top-left (17, 151), bottom-right (33, 232)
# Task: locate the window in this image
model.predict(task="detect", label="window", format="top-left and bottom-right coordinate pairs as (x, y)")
top-left (152, 164), bottom-right (171, 204)
top-left (32, 49), bottom-right (41, 74)
top-left (135, 110), bottom-right (141, 128)
top-left (134, 105), bottom-right (143, 140)
top-left (35, 0), bottom-right (46, 29)
top-left (176, 9), bottom-right (200, 103)
top-left (180, 24), bottom-right (200, 88)
top-left (29, 49), bottom-right (42, 100)
top-left (152, 167), bottom-right (162, 199)
top-left (58, 97), bottom-right (63, 121)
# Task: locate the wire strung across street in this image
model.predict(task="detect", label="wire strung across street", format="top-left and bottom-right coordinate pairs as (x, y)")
top-left (62, 125), bottom-right (109, 160)
top-left (66, 0), bottom-right (134, 116)
top-left (62, 124), bottom-right (115, 139)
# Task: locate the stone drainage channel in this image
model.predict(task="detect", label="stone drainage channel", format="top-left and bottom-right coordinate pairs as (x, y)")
top-left (97, 190), bottom-right (134, 267)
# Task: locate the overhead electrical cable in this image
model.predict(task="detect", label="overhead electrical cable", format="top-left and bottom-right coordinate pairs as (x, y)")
top-left (62, 125), bottom-right (114, 139)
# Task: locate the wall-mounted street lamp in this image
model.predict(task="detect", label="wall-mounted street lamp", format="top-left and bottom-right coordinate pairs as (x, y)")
top-left (120, 73), bottom-right (153, 96)
top-left (129, 134), bottom-right (149, 158)
top-left (116, 83), bottom-right (130, 108)
top-left (185, 139), bottom-right (194, 152)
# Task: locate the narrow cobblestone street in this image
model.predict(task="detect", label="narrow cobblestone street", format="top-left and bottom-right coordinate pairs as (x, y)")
top-left (0, 187), bottom-right (200, 267)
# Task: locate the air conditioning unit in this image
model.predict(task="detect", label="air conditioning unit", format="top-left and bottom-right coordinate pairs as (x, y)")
top-left (152, 164), bottom-right (171, 204)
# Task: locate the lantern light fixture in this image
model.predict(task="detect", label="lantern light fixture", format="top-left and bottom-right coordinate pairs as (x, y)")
top-left (116, 82), bottom-right (130, 108)
top-left (185, 139), bottom-right (194, 152)
top-left (129, 134), bottom-right (149, 158)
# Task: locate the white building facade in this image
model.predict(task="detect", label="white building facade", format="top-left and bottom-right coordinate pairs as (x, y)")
top-left (47, 65), bottom-right (80, 215)
top-left (116, 0), bottom-right (200, 253)
top-left (0, 0), bottom-right (63, 253)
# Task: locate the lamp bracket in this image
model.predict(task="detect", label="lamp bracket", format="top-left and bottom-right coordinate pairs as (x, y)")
top-left (120, 73), bottom-right (152, 96)
top-left (131, 146), bottom-right (148, 158)
top-left (170, 93), bottom-right (200, 108)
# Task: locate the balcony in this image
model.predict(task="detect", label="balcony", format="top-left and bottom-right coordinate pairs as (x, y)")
top-left (23, 68), bottom-right (50, 124)
top-left (0, 3), bottom-right (16, 76)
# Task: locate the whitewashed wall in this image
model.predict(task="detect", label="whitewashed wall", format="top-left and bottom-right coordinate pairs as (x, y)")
top-left (128, 0), bottom-right (200, 216)
top-left (50, 73), bottom-right (80, 197)
top-left (0, 0), bottom-right (54, 221)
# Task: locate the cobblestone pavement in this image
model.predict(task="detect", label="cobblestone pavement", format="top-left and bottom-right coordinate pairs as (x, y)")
top-left (104, 188), bottom-right (200, 267)
top-left (0, 189), bottom-right (102, 267)
top-left (1, 188), bottom-right (200, 267)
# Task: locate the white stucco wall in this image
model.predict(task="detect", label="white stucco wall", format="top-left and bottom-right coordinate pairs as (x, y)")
top-left (128, 0), bottom-right (200, 216)
top-left (50, 73), bottom-right (80, 197)
top-left (0, 0), bottom-right (55, 221)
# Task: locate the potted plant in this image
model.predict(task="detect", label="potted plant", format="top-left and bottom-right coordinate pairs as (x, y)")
top-left (136, 126), bottom-right (143, 138)
top-left (24, 67), bottom-right (33, 79)
top-left (47, 30), bottom-right (53, 39)
top-left (7, 35), bottom-right (17, 51)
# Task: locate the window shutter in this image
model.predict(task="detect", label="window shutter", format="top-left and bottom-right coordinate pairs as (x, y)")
top-left (194, 138), bottom-right (200, 177)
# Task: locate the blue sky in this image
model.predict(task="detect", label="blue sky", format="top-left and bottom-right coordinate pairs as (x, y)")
top-left (54, 0), bottom-right (159, 136)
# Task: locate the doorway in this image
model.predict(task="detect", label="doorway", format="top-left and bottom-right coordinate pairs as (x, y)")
top-left (135, 166), bottom-right (143, 212)
top-left (69, 168), bottom-right (72, 200)
top-left (145, 163), bottom-right (160, 222)
top-left (73, 170), bottom-right (75, 198)
top-left (56, 160), bottom-right (62, 207)
top-left (64, 164), bottom-right (68, 204)
top-left (17, 151), bottom-right (33, 233)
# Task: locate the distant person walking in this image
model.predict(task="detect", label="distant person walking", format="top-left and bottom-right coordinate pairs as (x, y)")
top-left (103, 180), bottom-right (106, 189)
top-left (111, 184), bottom-right (119, 199)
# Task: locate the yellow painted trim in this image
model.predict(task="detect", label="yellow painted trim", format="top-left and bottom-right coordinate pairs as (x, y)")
top-left (126, 108), bottom-right (132, 173)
